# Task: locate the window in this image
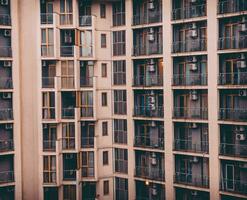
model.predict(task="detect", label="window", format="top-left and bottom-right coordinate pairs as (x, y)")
top-left (101, 63), bottom-right (107, 77)
top-left (43, 155), bottom-right (56, 183)
top-left (115, 148), bottom-right (128, 174)
top-left (62, 123), bottom-right (75, 150)
top-left (113, 60), bottom-right (126, 85)
top-left (115, 177), bottom-right (128, 200)
top-left (79, 91), bottom-right (94, 117)
top-left (103, 180), bottom-right (109, 195)
top-left (43, 124), bottom-right (57, 151)
top-left (61, 60), bottom-right (74, 89)
top-left (114, 119), bottom-right (127, 144)
top-left (114, 90), bottom-right (127, 115)
top-left (103, 151), bottom-right (109, 165)
top-left (101, 34), bottom-right (107, 48)
top-left (81, 122), bottom-right (95, 148)
top-left (41, 28), bottom-right (54, 57)
top-left (42, 92), bottom-right (55, 119)
top-left (112, 1), bottom-right (125, 26)
top-left (102, 92), bottom-right (107, 106)
top-left (100, 4), bottom-right (106, 18)
top-left (102, 121), bottom-right (108, 136)
top-left (60, 0), bottom-right (73, 25)
top-left (80, 30), bottom-right (92, 57)
top-left (63, 185), bottom-right (76, 200)
top-left (80, 151), bottom-right (94, 177)
top-left (113, 31), bottom-right (125, 56)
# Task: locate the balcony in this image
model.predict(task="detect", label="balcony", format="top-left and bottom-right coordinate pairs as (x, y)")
top-left (136, 181), bottom-right (165, 200)
top-left (0, 14), bottom-right (11, 26)
top-left (220, 178), bottom-right (247, 195)
top-left (79, 15), bottom-right (92, 27)
top-left (135, 166), bottom-right (165, 182)
top-left (218, 72), bottom-right (247, 85)
top-left (218, 36), bottom-right (247, 50)
top-left (134, 106), bottom-right (164, 118)
top-left (134, 136), bottom-right (164, 150)
top-left (43, 140), bottom-right (56, 152)
top-left (174, 172), bottom-right (209, 188)
top-left (0, 47), bottom-right (12, 58)
top-left (218, 0), bottom-right (247, 14)
top-left (0, 140), bottom-right (13, 152)
top-left (173, 74), bottom-right (207, 86)
top-left (40, 13), bottom-right (54, 25)
top-left (0, 171), bottom-right (14, 184)
top-left (60, 46), bottom-right (75, 57)
top-left (133, 75), bottom-right (163, 87)
top-left (172, 39), bottom-right (207, 53)
top-left (174, 139), bottom-right (208, 153)
top-left (220, 143), bottom-right (247, 158)
top-left (41, 45), bottom-right (54, 57)
top-left (0, 77), bottom-right (12, 89)
top-left (133, 43), bottom-right (163, 57)
top-left (0, 109), bottom-right (13, 121)
top-left (172, 4), bottom-right (206, 21)
top-left (42, 77), bottom-right (54, 88)
top-left (219, 108), bottom-right (247, 121)
top-left (173, 107), bottom-right (208, 120)
top-left (132, 11), bottom-right (162, 26)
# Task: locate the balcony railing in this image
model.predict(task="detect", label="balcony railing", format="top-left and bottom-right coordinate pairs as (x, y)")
top-left (43, 172), bottom-right (56, 183)
top-left (80, 77), bottom-right (93, 87)
top-left (174, 139), bottom-right (208, 153)
top-left (42, 108), bottom-right (55, 120)
top-left (135, 166), bottom-right (165, 181)
top-left (79, 15), bottom-right (92, 27)
top-left (60, 46), bottom-right (74, 57)
top-left (61, 108), bottom-right (75, 119)
top-left (42, 77), bottom-right (55, 88)
top-left (172, 4), bottom-right (206, 20)
top-left (40, 13), bottom-right (54, 25)
top-left (219, 108), bottom-right (247, 121)
top-left (132, 11), bottom-right (162, 25)
top-left (173, 74), bottom-right (207, 86)
top-left (218, 36), bottom-right (247, 50)
top-left (60, 14), bottom-right (73, 25)
top-left (133, 43), bottom-right (163, 56)
top-left (113, 43), bottom-right (126, 56)
top-left (0, 109), bottom-right (13, 121)
top-left (133, 75), bottom-right (163, 87)
top-left (81, 107), bottom-right (94, 118)
top-left (113, 12), bottom-right (125, 27)
top-left (0, 77), bottom-right (13, 89)
top-left (173, 107), bottom-right (208, 120)
top-left (62, 138), bottom-right (75, 150)
top-left (174, 172), bottom-right (209, 188)
top-left (43, 140), bottom-right (56, 151)
top-left (0, 140), bottom-right (14, 152)
top-left (0, 47), bottom-right (12, 57)
top-left (0, 171), bottom-right (14, 184)
top-left (220, 178), bottom-right (247, 195)
top-left (41, 45), bottom-right (54, 57)
top-left (63, 169), bottom-right (76, 180)
top-left (0, 14), bottom-right (11, 26)
top-left (134, 136), bottom-right (164, 150)
top-left (220, 143), bottom-right (247, 157)
top-left (134, 106), bottom-right (164, 118)
top-left (218, 72), bottom-right (247, 85)
top-left (81, 137), bottom-right (94, 148)
top-left (172, 39), bottom-right (207, 53)
top-left (218, 0), bottom-right (247, 14)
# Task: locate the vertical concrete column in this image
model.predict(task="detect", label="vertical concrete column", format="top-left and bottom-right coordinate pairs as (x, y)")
top-left (207, 1), bottom-right (220, 200)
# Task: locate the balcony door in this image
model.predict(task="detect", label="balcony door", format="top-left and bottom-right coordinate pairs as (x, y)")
top-left (224, 59), bottom-right (239, 84)
top-left (224, 23), bottom-right (240, 49)
top-left (177, 94), bottom-right (188, 117)
top-left (225, 164), bottom-right (235, 191)
top-left (223, 94), bottom-right (240, 116)
top-left (179, 158), bottom-right (192, 182)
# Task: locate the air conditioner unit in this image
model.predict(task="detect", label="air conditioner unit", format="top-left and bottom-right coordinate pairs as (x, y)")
top-left (191, 191), bottom-right (198, 196)
top-left (1, 0), bottom-right (9, 6)
top-left (237, 53), bottom-right (246, 69)
top-left (236, 133), bottom-right (246, 141)
top-left (239, 90), bottom-right (247, 97)
top-left (5, 123), bottom-right (13, 130)
top-left (148, 28), bottom-right (155, 42)
top-left (3, 61), bottom-right (11, 67)
top-left (42, 61), bottom-right (47, 67)
top-left (192, 156), bottom-right (199, 163)
top-left (190, 90), bottom-right (198, 101)
top-left (148, 0), bottom-right (155, 10)
top-left (151, 153), bottom-right (157, 165)
top-left (151, 185), bottom-right (157, 196)
top-left (4, 29), bottom-right (11, 37)
top-left (240, 17), bottom-right (247, 32)
top-left (190, 23), bottom-right (198, 38)
top-left (2, 92), bottom-right (11, 99)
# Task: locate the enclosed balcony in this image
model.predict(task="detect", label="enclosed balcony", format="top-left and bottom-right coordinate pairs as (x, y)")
top-left (220, 160), bottom-right (247, 195)
top-left (135, 150), bottom-right (165, 182)
top-left (60, 29), bottom-right (75, 57)
top-left (112, 0), bottom-right (125, 27)
top-left (220, 125), bottom-right (247, 158)
top-left (78, 0), bottom-right (92, 27)
top-left (43, 123), bottom-right (56, 152)
top-left (43, 155), bottom-right (56, 184)
top-left (0, 186), bottom-right (14, 200)
top-left (219, 53), bottom-right (247, 86)
top-left (134, 120), bottom-right (164, 150)
top-left (62, 123), bottom-right (75, 150)
top-left (136, 180), bottom-right (165, 200)
top-left (0, 155), bottom-right (14, 184)
top-left (218, 0), bottom-right (247, 14)
top-left (133, 27), bottom-right (163, 56)
top-left (172, 21), bottom-right (207, 53)
top-left (0, 92), bottom-right (13, 121)
top-left (173, 55), bottom-right (207, 86)
top-left (219, 89), bottom-right (247, 122)
top-left (134, 90), bottom-right (164, 118)
top-left (80, 151), bottom-right (95, 178)
top-left (79, 30), bottom-right (93, 58)
top-left (175, 188), bottom-right (209, 200)
top-left (172, 0), bottom-right (206, 20)
top-left (82, 182), bottom-right (96, 200)
top-left (59, 0), bottom-right (73, 25)
top-left (42, 92), bottom-right (55, 120)
top-left (174, 122), bottom-right (208, 153)
top-left (80, 61), bottom-right (93, 87)
top-left (40, 0), bottom-right (54, 25)
top-left (132, 0), bottom-right (162, 26)
top-left (0, 123), bottom-right (13, 153)
top-left (174, 155), bottom-right (209, 188)
top-left (61, 92), bottom-right (76, 119)
top-left (173, 89), bottom-right (208, 120)
top-left (81, 122), bottom-right (94, 148)
top-left (80, 91), bottom-right (94, 118)
top-left (133, 58), bottom-right (163, 87)
top-left (63, 153), bottom-right (77, 181)
top-left (42, 60), bottom-right (56, 89)
top-left (0, 29), bottom-right (12, 57)
top-left (218, 16), bottom-right (247, 50)
top-left (0, 61), bottom-right (12, 89)
top-left (41, 28), bottom-right (54, 57)
top-left (0, 1), bottom-right (11, 26)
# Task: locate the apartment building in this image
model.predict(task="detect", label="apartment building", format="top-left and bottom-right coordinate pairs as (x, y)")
top-left (0, 0), bottom-right (247, 199)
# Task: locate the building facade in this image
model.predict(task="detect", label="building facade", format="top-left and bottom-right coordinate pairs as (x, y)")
top-left (0, 0), bottom-right (247, 199)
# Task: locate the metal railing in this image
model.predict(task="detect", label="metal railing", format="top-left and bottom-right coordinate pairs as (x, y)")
top-left (41, 45), bottom-right (54, 57)
top-left (42, 77), bottom-right (55, 88)
top-left (42, 108), bottom-right (55, 120)
top-left (133, 43), bottom-right (163, 56)
top-left (174, 172), bottom-right (209, 188)
top-left (0, 140), bottom-right (14, 152)
top-left (60, 14), bottom-right (73, 25)
top-left (60, 46), bottom-right (74, 57)
top-left (218, 36), bottom-right (247, 50)
top-left (132, 11), bottom-right (162, 25)
top-left (133, 75), bottom-right (163, 87)
top-left (134, 106), bottom-right (164, 118)
top-left (220, 143), bottom-right (247, 157)
top-left (135, 166), bottom-right (165, 181)
top-left (81, 137), bottom-right (94, 148)
top-left (219, 108), bottom-right (247, 121)
top-left (173, 74), bottom-right (207, 86)
top-left (63, 169), bottom-right (76, 180)
top-left (220, 178), bottom-right (247, 194)
top-left (0, 47), bottom-right (12, 57)
top-left (113, 43), bottom-right (126, 56)
top-left (0, 171), bottom-right (14, 184)
top-left (173, 107), bottom-right (208, 120)
top-left (80, 77), bottom-right (93, 87)
top-left (61, 108), bottom-right (75, 119)
top-left (79, 15), bottom-right (92, 26)
top-left (134, 136), bottom-right (164, 149)
top-left (0, 14), bottom-right (11, 26)
top-left (218, 72), bottom-right (247, 85)
top-left (0, 108), bottom-right (13, 121)
top-left (40, 13), bottom-right (53, 25)
top-left (174, 139), bottom-right (208, 153)
top-left (43, 140), bottom-right (56, 151)
top-left (0, 77), bottom-right (13, 89)
top-left (172, 4), bottom-right (206, 20)
top-left (113, 12), bottom-right (125, 26)
top-left (218, 0), bottom-right (247, 14)
top-left (172, 39), bottom-right (207, 53)
top-left (81, 107), bottom-right (94, 118)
